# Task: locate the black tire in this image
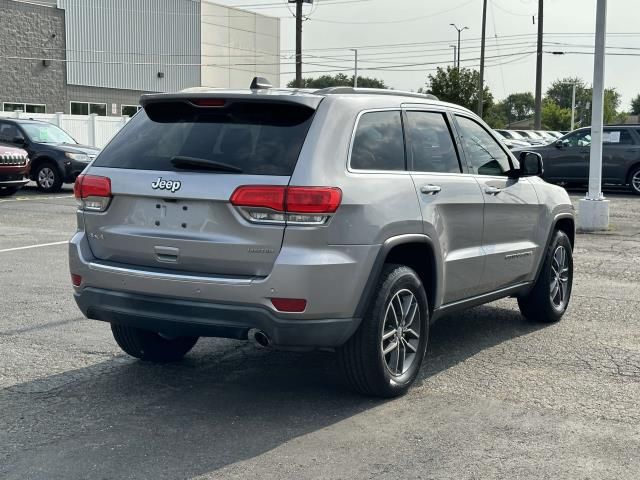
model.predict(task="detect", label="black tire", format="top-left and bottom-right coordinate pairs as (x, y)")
top-left (338, 264), bottom-right (429, 398)
top-left (34, 162), bottom-right (63, 193)
top-left (518, 230), bottom-right (573, 323)
top-left (0, 186), bottom-right (20, 197)
top-left (628, 165), bottom-right (640, 195)
top-left (111, 324), bottom-right (199, 362)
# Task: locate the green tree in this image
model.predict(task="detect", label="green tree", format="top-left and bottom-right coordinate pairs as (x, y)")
top-left (541, 100), bottom-right (572, 130)
top-left (425, 66), bottom-right (494, 113)
top-left (546, 77), bottom-right (621, 126)
top-left (287, 73), bottom-right (387, 89)
top-left (483, 102), bottom-right (508, 129)
top-left (503, 92), bottom-right (535, 122)
top-left (631, 94), bottom-right (640, 115)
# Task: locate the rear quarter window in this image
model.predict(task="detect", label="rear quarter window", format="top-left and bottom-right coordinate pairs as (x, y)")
top-left (350, 111), bottom-right (405, 171)
top-left (93, 102), bottom-right (315, 176)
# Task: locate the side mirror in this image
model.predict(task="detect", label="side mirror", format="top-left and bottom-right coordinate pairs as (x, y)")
top-left (555, 139), bottom-right (565, 148)
top-left (12, 137), bottom-right (25, 146)
top-left (517, 151), bottom-right (544, 177)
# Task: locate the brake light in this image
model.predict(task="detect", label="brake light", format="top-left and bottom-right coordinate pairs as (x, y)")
top-left (74, 174), bottom-right (112, 212)
top-left (230, 186), bottom-right (342, 225)
top-left (190, 98), bottom-right (226, 107)
top-left (271, 298), bottom-right (307, 313)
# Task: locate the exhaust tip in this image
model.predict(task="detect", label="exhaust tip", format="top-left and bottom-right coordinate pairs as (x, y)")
top-left (249, 329), bottom-right (271, 348)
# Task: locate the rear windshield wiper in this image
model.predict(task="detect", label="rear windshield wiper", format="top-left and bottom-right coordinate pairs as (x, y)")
top-left (170, 156), bottom-right (243, 173)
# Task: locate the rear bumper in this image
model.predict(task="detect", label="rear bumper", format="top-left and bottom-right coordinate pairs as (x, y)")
top-left (75, 287), bottom-right (361, 348)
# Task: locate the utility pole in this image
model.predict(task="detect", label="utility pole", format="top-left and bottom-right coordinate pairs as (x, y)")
top-left (534, 0), bottom-right (544, 129)
top-left (477, 0), bottom-right (488, 117)
top-left (295, 0), bottom-right (303, 88)
top-left (351, 49), bottom-right (358, 87)
top-left (450, 45), bottom-right (457, 67)
top-left (450, 24), bottom-right (469, 69)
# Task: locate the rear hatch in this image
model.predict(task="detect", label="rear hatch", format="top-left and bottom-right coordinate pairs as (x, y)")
top-left (81, 95), bottom-right (319, 277)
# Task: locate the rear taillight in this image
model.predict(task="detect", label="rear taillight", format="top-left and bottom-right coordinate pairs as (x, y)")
top-left (230, 186), bottom-right (342, 225)
top-left (71, 274), bottom-right (82, 287)
top-left (74, 174), bottom-right (112, 212)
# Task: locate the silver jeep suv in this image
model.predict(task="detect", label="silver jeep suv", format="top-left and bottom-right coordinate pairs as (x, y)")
top-left (69, 81), bottom-right (575, 397)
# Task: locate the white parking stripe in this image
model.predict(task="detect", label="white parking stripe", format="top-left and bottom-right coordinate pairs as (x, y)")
top-left (0, 241), bottom-right (68, 253)
top-left (0, 194), bottom-right (74, 204)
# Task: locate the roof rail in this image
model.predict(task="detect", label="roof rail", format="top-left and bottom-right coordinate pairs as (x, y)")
top-left (313, 87), bottom-right (439, 101)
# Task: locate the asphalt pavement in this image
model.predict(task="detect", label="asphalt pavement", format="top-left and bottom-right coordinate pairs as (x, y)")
top-left (1, 184), bottom-right (639, 479)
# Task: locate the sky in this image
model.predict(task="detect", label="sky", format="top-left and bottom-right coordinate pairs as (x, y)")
top-left (215, 0), bottom-right (640, 110)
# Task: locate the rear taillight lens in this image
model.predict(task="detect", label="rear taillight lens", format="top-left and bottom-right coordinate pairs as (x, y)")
top-left (230, 186), bottom-right (342, 225)
top-left (74, 174), bottom-right (112, 212)
top-left (71, 274), bottom-right (82, 287)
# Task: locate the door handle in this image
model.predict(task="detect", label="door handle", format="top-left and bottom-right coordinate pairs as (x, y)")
top-left (484, 186), bottom-right (502, 195)
top-left (420, 184), bottom-right (442, 195)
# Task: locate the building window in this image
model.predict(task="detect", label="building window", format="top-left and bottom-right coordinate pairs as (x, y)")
top-left (70, 102), bottom-right (107, 116)
top-left (121, 105), bottom-right (141, 117)
top-left (3, 103), bottom-right (46, 114)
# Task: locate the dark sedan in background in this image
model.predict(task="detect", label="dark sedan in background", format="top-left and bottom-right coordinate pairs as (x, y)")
top-left (516, 125), bottom-right (640, 195)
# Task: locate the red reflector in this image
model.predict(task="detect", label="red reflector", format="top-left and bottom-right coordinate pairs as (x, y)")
top-left (75, 174), bottom-right (111, 199)
top-left (230, 186), bottom-right (286, 211)
top-left (271, 298), bottom-right (307, 313)
top-left (71, 274), bottom-right (82, 287)
top-left (191, 98), bottom-right (226, 107)
top-left (286, 187), bottom-right (342, 214)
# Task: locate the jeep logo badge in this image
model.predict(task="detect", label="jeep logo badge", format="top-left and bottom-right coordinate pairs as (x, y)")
top-left (151, 177), bottom-right (181, 193)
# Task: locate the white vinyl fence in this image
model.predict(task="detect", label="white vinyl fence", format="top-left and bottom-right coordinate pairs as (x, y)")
top-left (0, 111), bottom-right (129, 149)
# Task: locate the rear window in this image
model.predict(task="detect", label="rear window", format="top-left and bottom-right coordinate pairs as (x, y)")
top-left (93, 101), bottom-right (315, 176)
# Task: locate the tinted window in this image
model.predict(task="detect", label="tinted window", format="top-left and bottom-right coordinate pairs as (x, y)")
top-left (94, 102), bottom-right (315, 176)
top-left (456, 116), bottom-right (511, 176)
top-left (0, 122), bottom-right (23, 143)
top-left (406, 111), bottom-right (460, 173)
top-left (562, 130), bottom-right (591, 147)
top-left (351, 111), bottom-right (405, 171)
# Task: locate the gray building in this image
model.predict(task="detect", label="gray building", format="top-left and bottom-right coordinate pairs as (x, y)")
top-left (0, 0), bottom-right (280, 117)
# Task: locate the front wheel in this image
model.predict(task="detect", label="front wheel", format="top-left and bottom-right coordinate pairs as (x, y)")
top-left (338, 264), bottom-right (429, 398)
top-left (35, 163), bottom-right (63, 193)
top-left (629, 166), bottom-right (640, 195)
top-left (111, 324), bottom-right (199, 362)
top-left (518, 230), bottom-right (573, 323)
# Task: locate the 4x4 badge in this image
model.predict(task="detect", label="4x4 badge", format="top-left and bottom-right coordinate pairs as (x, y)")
top-left (151, 177), bottom-right (181, 193)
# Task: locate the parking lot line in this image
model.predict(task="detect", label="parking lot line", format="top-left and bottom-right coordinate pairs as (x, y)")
top-left (0, 194), bottom-right (74, 204)
top-left (0, 241), bottom-right (68, 253)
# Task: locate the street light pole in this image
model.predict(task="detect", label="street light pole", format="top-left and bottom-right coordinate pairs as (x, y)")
top-left (351, 49), bottom-right (358, 88)
top-left (450, 45), bottom-right (457, 67)
top-left (477, 0), bottom-right (488, 117)
top-left (571, 83), bottom-right (577, 131)
top-left (534, 0), bottom-right (544, 129)
top-left (450, 24), bottom-right (469, 69)
top-left (578, 0), bottom-right (609, 231)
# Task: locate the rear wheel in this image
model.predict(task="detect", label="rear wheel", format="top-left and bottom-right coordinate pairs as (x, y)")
top-left (338, 264), bottom-right (429, 398)
top-left (518, 230), bottom-right (573, 323)
top-left (629, 165), bottom-right (640, 195)
top-left (35, 162), bottom-right (63, 193)
top-left (111, 324), bottom-right (199, 362)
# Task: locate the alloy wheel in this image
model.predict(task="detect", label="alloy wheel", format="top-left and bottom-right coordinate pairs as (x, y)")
top-left (380, 289), bottom-right (421, 376)
top-left (38, 167), bottom-right (55, 189)
top-left (550, 246), bottom-right (570, 310)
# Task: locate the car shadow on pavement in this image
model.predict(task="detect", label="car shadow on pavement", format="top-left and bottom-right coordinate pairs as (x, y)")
top-left (1, 303), bottom-right (547, 479)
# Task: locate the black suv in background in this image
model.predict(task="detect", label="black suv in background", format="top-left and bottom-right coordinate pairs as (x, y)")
top-left (0, 119), bottom-right (100, 192)
top-left (517, 125), bottom-right (640, 195)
